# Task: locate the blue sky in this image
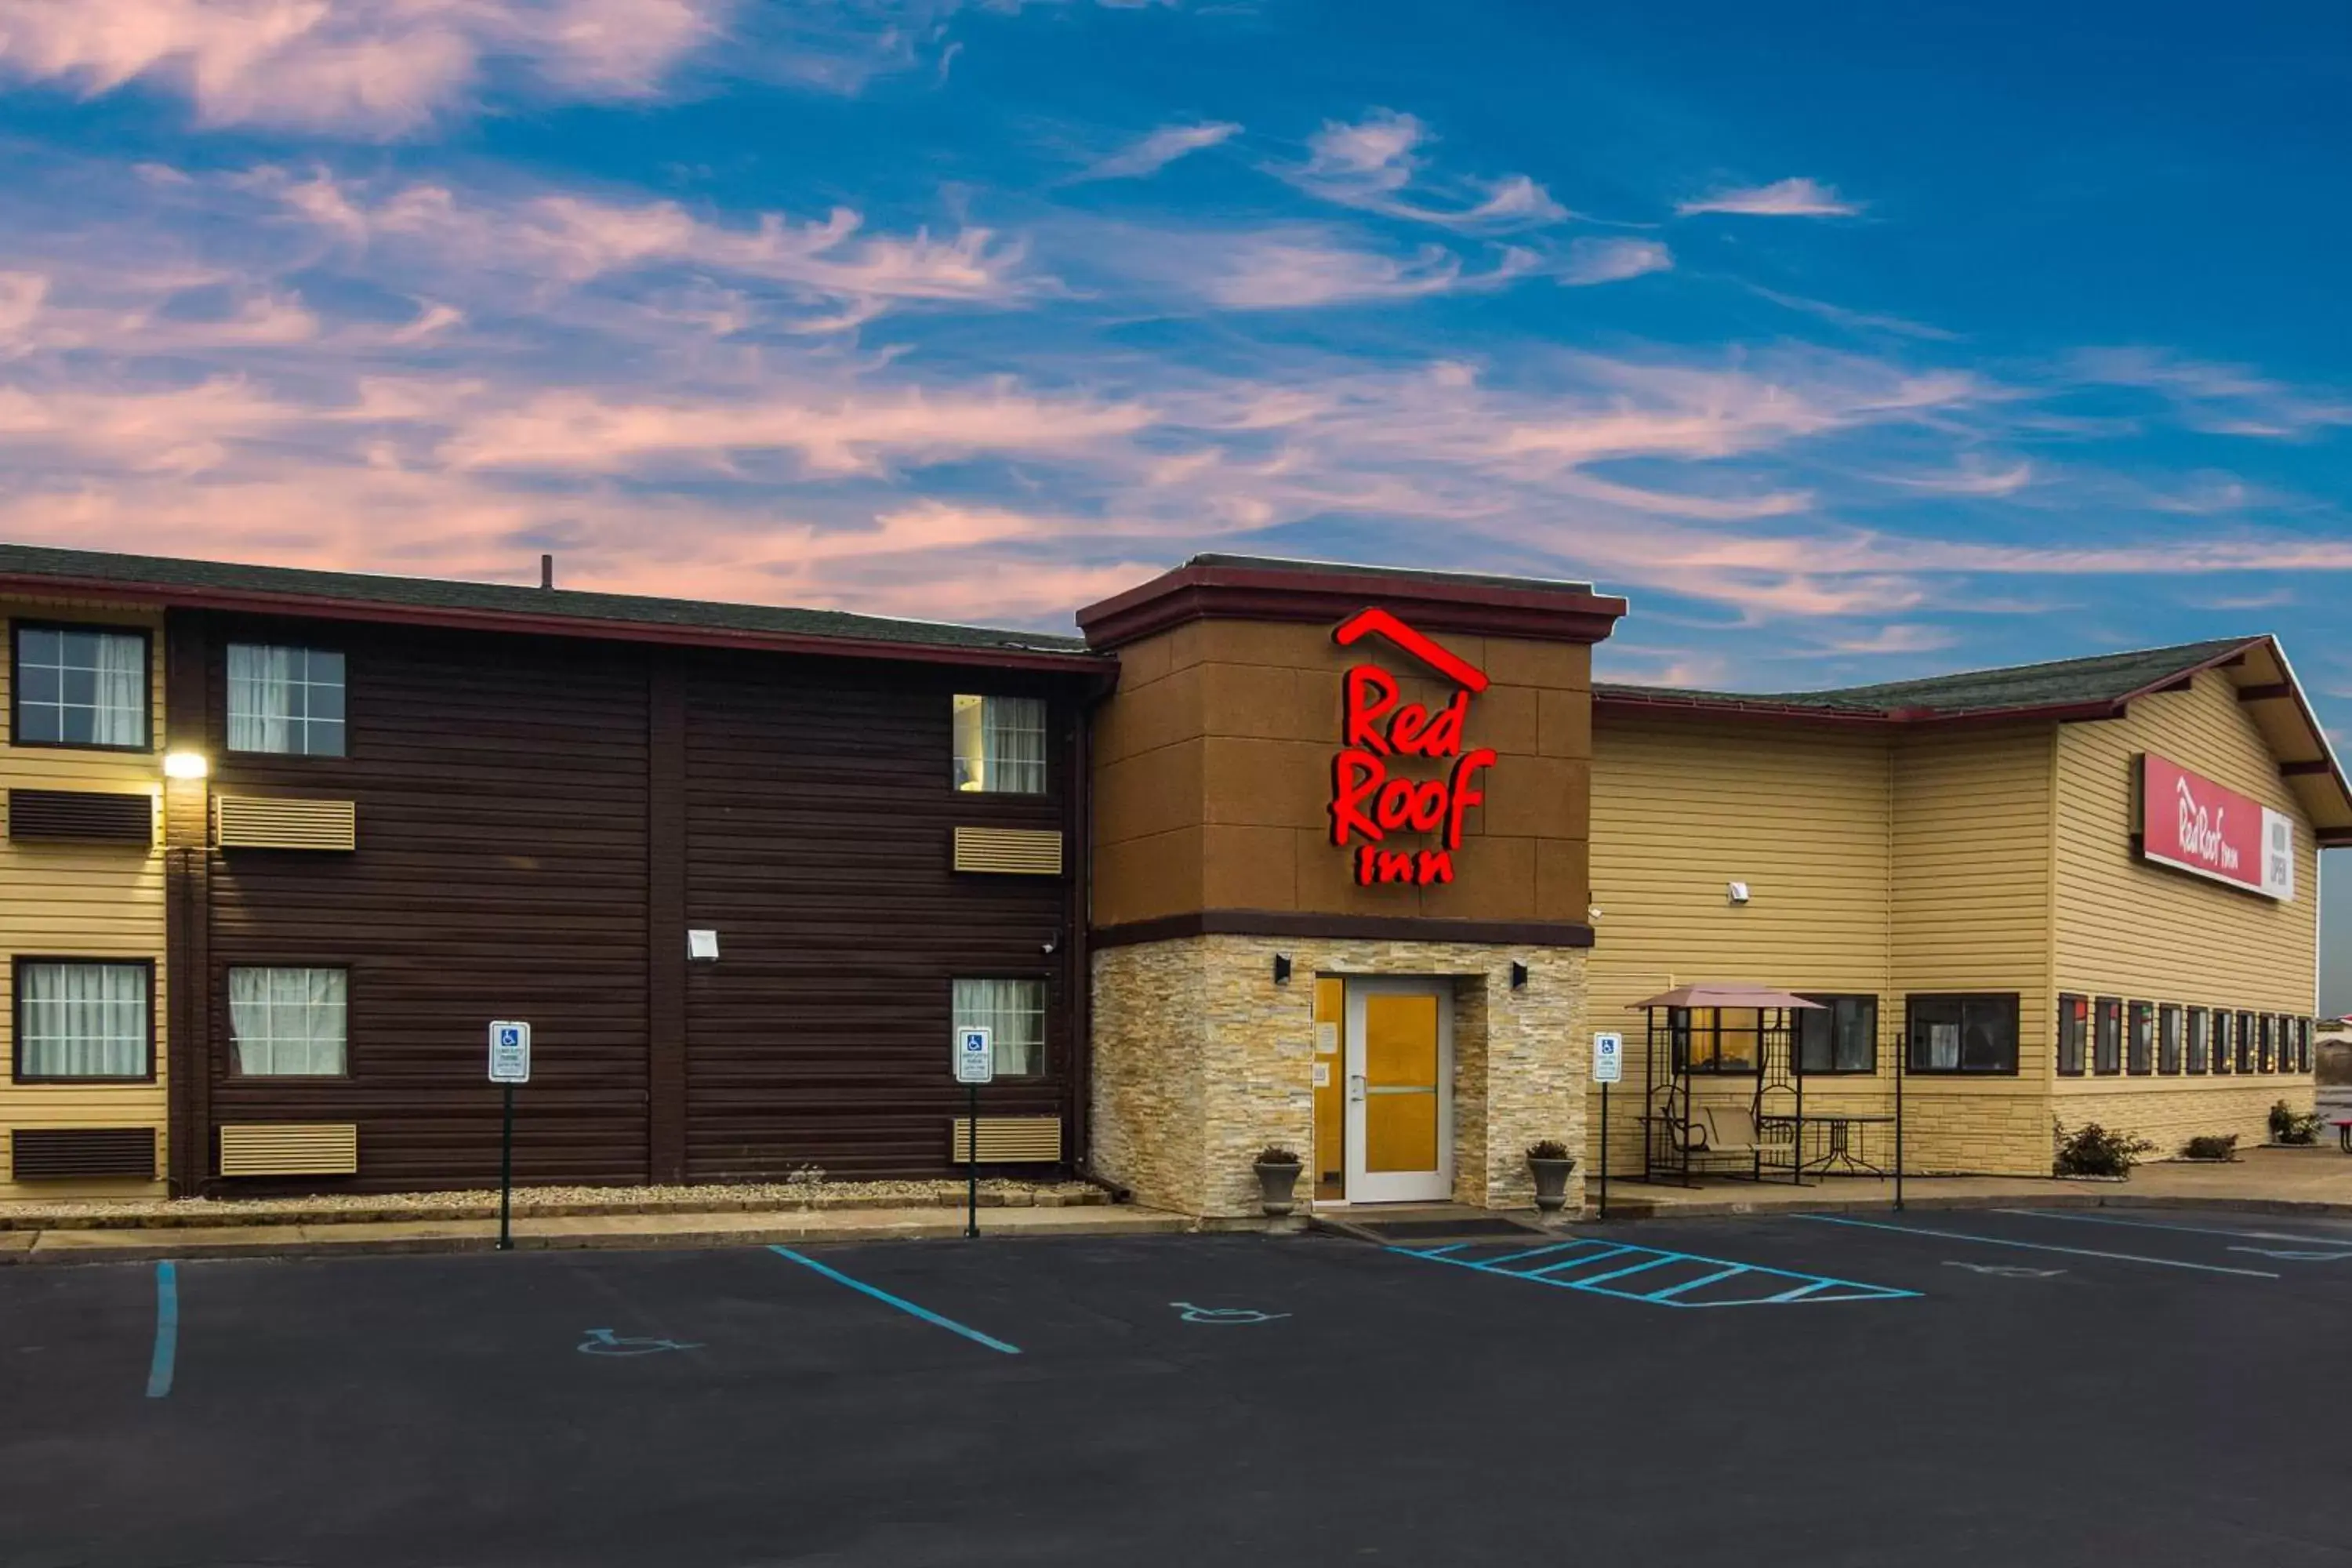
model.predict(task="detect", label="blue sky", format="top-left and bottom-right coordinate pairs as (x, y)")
top-left (0, 0), bottom-right (2347, 1003)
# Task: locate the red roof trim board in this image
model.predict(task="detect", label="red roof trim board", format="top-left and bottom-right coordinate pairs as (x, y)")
top-left (0, 569), bottom-right (1114, 677)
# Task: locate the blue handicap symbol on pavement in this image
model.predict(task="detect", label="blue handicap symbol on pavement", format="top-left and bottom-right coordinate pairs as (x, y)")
top-left (1170, 1301), bottom-right (1290, 1324)
top-left (578, 1327), bottom-right (702, 1356)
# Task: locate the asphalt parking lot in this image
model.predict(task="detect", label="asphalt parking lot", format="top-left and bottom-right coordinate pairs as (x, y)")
top-left (5, 1205), bottom-right (2350, 1568)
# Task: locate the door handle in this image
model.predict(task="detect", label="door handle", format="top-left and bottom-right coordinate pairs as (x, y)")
top-left (1348, 1075), bottom-right (1367, 1103)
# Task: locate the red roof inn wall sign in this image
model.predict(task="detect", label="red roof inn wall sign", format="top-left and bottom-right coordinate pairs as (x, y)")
top-left (2137, 752), bottom-right (2296, 901)
top-left (1327, 608), bottom-right (1498, 887)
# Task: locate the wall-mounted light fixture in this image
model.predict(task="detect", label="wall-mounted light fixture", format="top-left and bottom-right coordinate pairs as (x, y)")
top-left (162, 751), bottom-right (209, 781)
top-left (687, 929), bottom-right (720, 962)
top-left (1510, 960), bottom-right (1529, 990)
top-left (1726, 880), bottom-right (1751, 906)
top-left (1272, 953), bottom-right (1293, 985)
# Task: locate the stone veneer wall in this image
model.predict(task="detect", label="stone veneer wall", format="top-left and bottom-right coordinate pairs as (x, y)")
top-left (2055, 1081), bottom-right (2313, 1160)
top-left (1091, 935), bottom-right (1588, 1218)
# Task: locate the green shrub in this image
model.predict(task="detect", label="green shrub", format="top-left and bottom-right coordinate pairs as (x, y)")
top-left (2181, 1133), bottom-right (2239, 1161)
top-left (2268, 1101), bottom-right (2322, 1145)
top-left (2053, 1121), bottom-right (2155, 1177)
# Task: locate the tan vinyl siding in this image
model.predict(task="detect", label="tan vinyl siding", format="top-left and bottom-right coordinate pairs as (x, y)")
top-left (1888, 726), bottom-right (2056, 1174)
top-left (0, 598), bottom-right (170, 1198)
top-left (2050, 669), bottom-right (2320, 1153)
top-left (1587, 717), bottom-right (1896, 1174)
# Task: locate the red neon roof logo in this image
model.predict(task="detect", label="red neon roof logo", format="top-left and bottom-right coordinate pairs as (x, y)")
top-left (1330, 608), bottom-right (1489, 692)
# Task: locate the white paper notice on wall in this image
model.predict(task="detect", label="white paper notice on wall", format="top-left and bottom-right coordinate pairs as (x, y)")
top-left (1315, 1022), bottom-right (1339, 1055)
top-left (1313, 1062), bottom-right (1331, 1088)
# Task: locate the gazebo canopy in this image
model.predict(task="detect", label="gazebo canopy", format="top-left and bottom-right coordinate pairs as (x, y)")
top-left (1627, 982), bottom-right (1825, 1011)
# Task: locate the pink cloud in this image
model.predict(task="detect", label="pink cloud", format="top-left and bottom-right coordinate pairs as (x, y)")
top-left (1676, 177), bottom-right (1861, 218)
top-left (0, 0), bottom-right (724, 136)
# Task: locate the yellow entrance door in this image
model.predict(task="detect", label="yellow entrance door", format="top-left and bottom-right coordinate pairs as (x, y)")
top-left (1344, 978), bottom-right (1453, 1203)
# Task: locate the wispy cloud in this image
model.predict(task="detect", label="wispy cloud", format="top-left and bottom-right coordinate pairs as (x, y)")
top-left (1195, 234), bottom-right (1538, 309)
top-left (1879, 457), bottom-right (2034, 496)
top-left (1556, 237), bottom-right (1671, 287)
top-left (1806, 623), bottom-right (1957, 656)
top-left (0, 0), bottom-right (725, 136)
top-left (1283, 108), bottom-right (1568, 230)
top-left (1677, 176), bottom-right (1860, 217)
top-left (1747, 285), bottom-right (1958, 341)
top-left (1077, 121), bottom-right (1240, 181)
top-left (2071, 347), bottom-right (2352, 439)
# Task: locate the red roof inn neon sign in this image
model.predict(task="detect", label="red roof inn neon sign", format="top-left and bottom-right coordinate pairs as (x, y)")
top-left (2138, 752), bottom-right (2296, 901)
top-left (1327, 608), bottom-right (1497, 887)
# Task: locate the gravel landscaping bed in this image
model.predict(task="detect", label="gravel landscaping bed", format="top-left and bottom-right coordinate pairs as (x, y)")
top-left (0, 1178), bottom-right (1111, 1230)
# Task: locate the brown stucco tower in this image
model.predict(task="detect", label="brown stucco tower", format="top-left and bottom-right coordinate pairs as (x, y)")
top-left (1078, 556), bottom-right (1628, 1219)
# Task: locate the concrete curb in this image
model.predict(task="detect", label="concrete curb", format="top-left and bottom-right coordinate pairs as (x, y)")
top-left (0, 1189), bottom-right (1112, 1232)
top-left (1588, 1192), bottom-right (2352, 1222)
top-left (0, 1208), bottom-right (1195, 1266)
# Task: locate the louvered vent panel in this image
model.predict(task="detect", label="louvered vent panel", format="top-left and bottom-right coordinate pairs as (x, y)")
top-left (9, 1127), bottom-right (158, 1181)
top-left (951, 826), bottom-right (1063, 876)
top-left (946, 1116), bottom-right (1065, 1163)
top-left (8, 789), bottom-right (154, 845)
top-left (218, 1123), bottom-right (360, 1177)
top-left (215, 797), bottom-right (358, 851)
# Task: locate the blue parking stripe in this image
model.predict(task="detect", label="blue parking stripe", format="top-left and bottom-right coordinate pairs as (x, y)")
top-left (145, 1261), bottom-right (178, 1399)
top-left (1642, 1265), bottom-right (1750, 1301)
top-left (768, 1247), bottom-right (1021, 1355)
top-left (1797, 1214), bottom-right (2281, 1278)
top-left (1555, 1254), bottom-right (1679, 1287)
top-left (1480, 1240), bottom-right (1613, 1267)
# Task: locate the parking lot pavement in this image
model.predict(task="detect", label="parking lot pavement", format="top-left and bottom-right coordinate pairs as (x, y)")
top-left (4, 1215), bottom-right (2350, 1567)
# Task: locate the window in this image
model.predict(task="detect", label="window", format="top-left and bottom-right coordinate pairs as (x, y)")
top-left (951, 695), bottom-right (1047, 794)
top-left (2299, 1018), bottom-right (2314, 1073)
top-left (2238, 1011), bottom-right (2257, 1073)
top-left (952, 977), bottom-right (1046, 1077)
top-left (2158, 1004), bottom-right (2183, 1076)
top-left (227, 645), bottom-right (346, 757)
top-left (1795, 995), bottom-right (1877, 1074)
top-left (1671, 1007), bottom-right (1762, 1074)
top-left (2212, 1010), bottom-right (2234, 1075)
top-left (14, 960), bottom-right (151, 1080)
top-left (227, 967), bottom-right (349, 1076)
top-left (2127, 1001), bottom-right (2153, 1075)
top-left (2093, 997), bottom-right (2122, 1075)
top-left (2056, 995), bottom-right (2088, 1076)
top-left (12, 624), bottom-right (148, 749)
top-left (1907, 993), bottom-right (2019, 1074)
top-left (2259, 1015), bottom-right (2277, 1073)
top-left (2186, 1007), bottom-right (2209, 1074)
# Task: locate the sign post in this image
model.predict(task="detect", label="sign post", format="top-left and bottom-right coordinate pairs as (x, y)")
top-left (488, 1021), bottom-right (532, 1250)
top-left (1592, 1031), bottom-right (1623, 1221)
top-left (953, 1027), bottom-right (994, 1239)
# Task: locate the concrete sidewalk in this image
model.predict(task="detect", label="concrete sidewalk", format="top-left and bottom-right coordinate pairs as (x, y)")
top-left (1594, 1145), bottom-right (2352, 1219)
top-left (0, 1200), bottom-right (1192, 1265)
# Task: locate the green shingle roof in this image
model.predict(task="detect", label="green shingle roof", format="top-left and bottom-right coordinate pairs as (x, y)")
top-left (0, 541), bottom-right (1095, 659)
top-left (1597, 637), bottom-right (2262, 719)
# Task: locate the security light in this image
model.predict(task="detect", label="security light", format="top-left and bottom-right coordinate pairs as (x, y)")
top-left (162, 752), bottom-right (209, 780)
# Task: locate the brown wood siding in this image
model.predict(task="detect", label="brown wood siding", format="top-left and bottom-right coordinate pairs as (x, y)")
top-left (192, 612), bottom-right (655, 1193)
top-left (681, 651), bottom-right (1079, 1181)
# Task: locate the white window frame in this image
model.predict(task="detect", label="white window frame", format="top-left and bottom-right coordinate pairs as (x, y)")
top-left (227, 966), bottom-right (350, 1077)
top-left (227, 644), bottom-right (347, 757)
top-left (13, 623), bottom-right (149, 750)
top-left (15, 959), bottom-right (151, 1081)
top-left (951, 976), bottom-right (1047, 1078)
top-left (951, 694), bottom-right (1048, 796)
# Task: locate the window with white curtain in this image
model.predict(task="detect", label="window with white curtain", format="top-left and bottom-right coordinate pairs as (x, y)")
top-left (16, 960), bottom-right (150, 1080)
top-left (952, 977), bottom-right (1046, 1077)
top-left (950, 695), bottom-right (1047, 794)
top-left (227, 644), bottom-right (347, 756)
top-left (13, 625), bottom-right (148, 748)
top-left (228, 967), bottom-right (350, 1076)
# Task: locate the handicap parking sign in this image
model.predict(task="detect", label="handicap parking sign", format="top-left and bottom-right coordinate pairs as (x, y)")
top-left (1592, 1031), bottom-right (1623, 1084)
top-left (488, 1021), bottom-right (532, 1084)
top-left (954, 1026), bottom-right (994, 1084)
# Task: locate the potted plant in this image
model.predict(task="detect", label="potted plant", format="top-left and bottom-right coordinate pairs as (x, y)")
top-left (2268, 1100), bottom-right (2321, 1146)
top-left (1526, 1138), bottom-right (1577, 1214)
top-left (1252, 1145), bottom-right (1303, 1217)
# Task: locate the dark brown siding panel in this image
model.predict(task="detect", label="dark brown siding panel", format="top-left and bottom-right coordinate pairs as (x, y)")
top-left (200, 615), bottom-right (653, 1193)
top-left (7, 789), bottom-right (154, 844)
top-left (682, 652), bottom-right (1079, 1181)
top-left (646, 650), bottom-right (688, 1184)
top-left (11, 1127), bottom-right (157, 1180)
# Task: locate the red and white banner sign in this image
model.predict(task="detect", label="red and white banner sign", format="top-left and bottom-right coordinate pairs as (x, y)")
top-left (2139, 753), bottom-right (2295, 901)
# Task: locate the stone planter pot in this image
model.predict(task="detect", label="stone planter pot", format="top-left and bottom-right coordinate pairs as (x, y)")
top-left (1527, 1156), bottom-right (1576, 1214)
top-left (1254, 1160), bottom-right (1303, 1218)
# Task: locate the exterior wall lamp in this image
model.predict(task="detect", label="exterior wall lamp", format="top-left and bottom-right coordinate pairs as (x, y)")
top-left (1510, 961), bottom-right (1529, 989)
top-left (162, 752), bottom-right (209, 780)
top-left (1272, 953), bottom-right (1293, 985)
